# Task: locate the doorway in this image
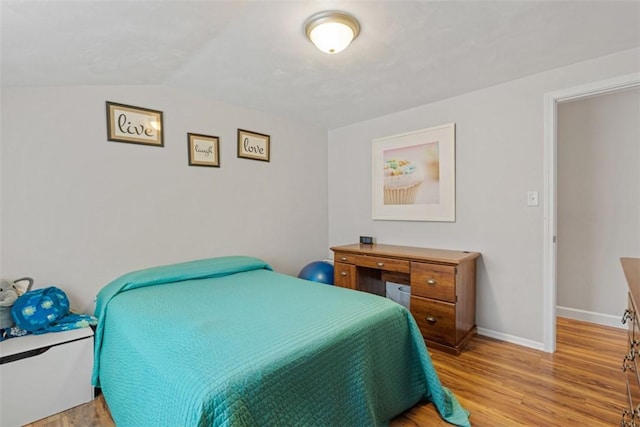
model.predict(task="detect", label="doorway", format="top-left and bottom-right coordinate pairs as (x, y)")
top-left (543, 73), bottom-right (640, 352)
top-left (556, 87), bottom-right (640, 327)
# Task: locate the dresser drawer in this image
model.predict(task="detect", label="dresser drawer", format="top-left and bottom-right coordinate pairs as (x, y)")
top-left (411, 296), bottom-right (455, 346)
top-left (627, 294), bottom-right (636, 344)
top-left (628, 295), bottom-right (640, 359)
top-left (334, 262), bottom-right (356, 289)
top-left (624, 357), bottom-right (640, 413)
top-left (632, 356), bottom-right (640, 404)
top-left (411, 262), bottom-right (456, 303)
top-left (355, 255), bottom-right (410, 273)
top-left (334, 252), bottom-right (357, 264)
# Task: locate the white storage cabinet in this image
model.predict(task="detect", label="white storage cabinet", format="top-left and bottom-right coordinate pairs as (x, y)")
top-left (0, 328), bottom-right (94, 426)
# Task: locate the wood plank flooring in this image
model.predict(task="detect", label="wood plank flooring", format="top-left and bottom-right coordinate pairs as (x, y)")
top-left (391, 317), bottom-right (627, 426)
top-left (26, 317), bottom-right (627, 426)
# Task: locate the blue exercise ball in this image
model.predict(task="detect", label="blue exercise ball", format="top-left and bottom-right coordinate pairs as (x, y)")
top-left (298, 261), bottom-right (334, 285)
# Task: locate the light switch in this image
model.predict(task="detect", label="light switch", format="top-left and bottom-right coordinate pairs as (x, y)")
top-left (527, 191), bottom-right (539, 206)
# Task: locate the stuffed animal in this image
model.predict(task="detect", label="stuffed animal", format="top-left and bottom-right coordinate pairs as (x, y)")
top-left (0, 278), bottom-right (34, 329)
top-left (0, 280), bottom-right (19, 329)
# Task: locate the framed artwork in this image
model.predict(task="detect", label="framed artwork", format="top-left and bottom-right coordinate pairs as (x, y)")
top-left (372, 123), bottom-right (455, 221)
top-left (237, 129), bottom-right (270, 162)
top-left (188, 133), bottom-right (220, 167)
top-left (106, 101), bottom-right (164, 147)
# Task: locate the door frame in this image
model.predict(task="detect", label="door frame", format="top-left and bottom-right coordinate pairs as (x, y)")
top-left (542, 72), bottom-right (640, 352)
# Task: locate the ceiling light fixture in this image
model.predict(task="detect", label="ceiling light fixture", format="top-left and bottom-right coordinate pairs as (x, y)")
top-left (304, 11), bottom-right (360, 54)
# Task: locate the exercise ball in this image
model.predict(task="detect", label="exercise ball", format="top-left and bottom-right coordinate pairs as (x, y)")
top-left (298, 261), bottom-right (334, 285)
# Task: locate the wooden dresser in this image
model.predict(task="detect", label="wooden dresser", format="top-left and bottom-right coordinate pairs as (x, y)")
top-left (622, 257), bottom-right (640, 426)
top-left (331, 243), bottom-right (480, 354)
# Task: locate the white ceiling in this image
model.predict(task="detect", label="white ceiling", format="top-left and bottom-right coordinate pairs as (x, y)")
top-left (2, 1), bottom-right (639, 129)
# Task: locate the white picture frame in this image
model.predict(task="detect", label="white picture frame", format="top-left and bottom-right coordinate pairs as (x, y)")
top-left (372, 123), bottom-right (455, 221)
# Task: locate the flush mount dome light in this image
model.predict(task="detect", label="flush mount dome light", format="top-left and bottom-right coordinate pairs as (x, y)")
top-left (304, 11), bottom-right (360, 54)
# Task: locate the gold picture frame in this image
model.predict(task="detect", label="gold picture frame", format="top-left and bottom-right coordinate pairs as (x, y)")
top-left (237, 129), bottom-right (270, 162)
top-left (106, 101), bottom-right (163, 147)
top-left (188, 133), bottom-right (220, 167)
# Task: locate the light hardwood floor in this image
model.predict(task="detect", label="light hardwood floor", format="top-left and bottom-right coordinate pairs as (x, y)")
top-left (26, 317), bottom-right (627, 426)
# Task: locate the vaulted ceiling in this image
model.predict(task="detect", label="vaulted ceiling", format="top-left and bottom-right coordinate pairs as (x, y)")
top-left (2, 1), bottom-right (639, 129)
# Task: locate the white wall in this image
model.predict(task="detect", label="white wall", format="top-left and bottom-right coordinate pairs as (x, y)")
top-left (557, 88), bottom-right (640, 325)
top-left (1, 85), bottom-right (328, 313)
top-left (328, 48), bottom-right (640, 348)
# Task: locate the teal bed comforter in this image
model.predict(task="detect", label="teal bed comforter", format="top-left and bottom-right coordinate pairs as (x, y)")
top-left (93, 256), bottom-right (470, 426)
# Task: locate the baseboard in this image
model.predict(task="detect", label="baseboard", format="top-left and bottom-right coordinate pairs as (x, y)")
top-left (556, 306), bottom-right (625, 329)
top-left (476, 327), bottom-right (545, 351)
top-left (476, 308), bottom-right (625, 352)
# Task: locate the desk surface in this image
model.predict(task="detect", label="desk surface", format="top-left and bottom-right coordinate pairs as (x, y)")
top-left (331, 243), bottom-right (480, 265)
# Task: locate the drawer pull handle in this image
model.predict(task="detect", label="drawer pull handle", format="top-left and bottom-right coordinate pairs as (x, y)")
top-left (425, 316), bottom-right (437, 324)
top-left (622, 308), bottom-right (635, 324)
top-left (622, 408), bottom-right (634, 424)
top-left (427, 279), bottom-right (437, 285)
top-left (623, 348), bottom-right (638, 372)
top-left (376, 262), bottom-right (384, 267)
top-left (626, 348), bottom-right (637, 362)
top-left (340, 257), bottom-right (347, 261)
top-left (340, 271), bottom-right (348, 277)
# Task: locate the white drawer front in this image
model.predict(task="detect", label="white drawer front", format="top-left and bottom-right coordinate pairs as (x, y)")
top-left (1, 334), bottom-right (94, 426)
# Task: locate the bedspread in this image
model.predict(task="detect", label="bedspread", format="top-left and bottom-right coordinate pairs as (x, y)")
top-left (93, 256), bottom-right (470, 426)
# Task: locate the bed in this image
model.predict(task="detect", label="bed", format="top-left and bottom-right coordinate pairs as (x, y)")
top-left (92, 256), bottom-right (470, 426)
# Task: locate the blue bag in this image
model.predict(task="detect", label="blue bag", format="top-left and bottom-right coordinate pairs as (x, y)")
top-left (11, 286), bottom-right (96, 334)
